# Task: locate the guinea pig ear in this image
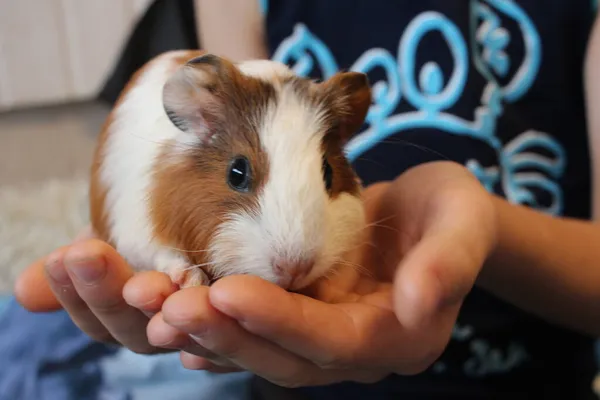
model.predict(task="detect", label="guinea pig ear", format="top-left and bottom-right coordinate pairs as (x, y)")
top-left (162, 54), bottom-right (234, 142)
top-left (320, 71), bottom-right (372, 142)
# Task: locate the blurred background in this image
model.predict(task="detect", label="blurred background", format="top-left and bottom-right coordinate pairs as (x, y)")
top-left (0, 0), bottom-right (196, 294)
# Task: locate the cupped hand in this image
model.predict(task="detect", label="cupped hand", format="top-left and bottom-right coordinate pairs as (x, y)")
top-left (14, 161), bottom-right (497, 386)
top-left (148, 161), bottom-right (498, 387)
top-left (13, 228), bottom-right (208, 356)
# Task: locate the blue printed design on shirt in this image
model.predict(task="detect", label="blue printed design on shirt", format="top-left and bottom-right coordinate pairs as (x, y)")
top-left (259, 0), bottom-right (268, 16)
top-left (271, 0), bottom-right (567, 216)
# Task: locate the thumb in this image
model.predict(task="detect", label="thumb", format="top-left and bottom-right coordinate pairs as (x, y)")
top-left (393, 232), bottom-right (479, 331)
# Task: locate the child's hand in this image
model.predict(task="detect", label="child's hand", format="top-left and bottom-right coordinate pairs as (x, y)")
top-left (13, 228), bottom-right (209, 356)
top-left (15, 161), bottom-right (497, 386)
top-left (150, 161), bottom-right (497, 386)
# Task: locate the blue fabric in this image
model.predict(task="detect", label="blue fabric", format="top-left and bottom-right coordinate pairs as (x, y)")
top-left (0, 297), bottom-right (10, 318)
top-left (0, 296), bottom-right (120, 400)
top-left (0, 296), bottom-right (253, 400)
top-left (98, 351), bottom-right (252, 400)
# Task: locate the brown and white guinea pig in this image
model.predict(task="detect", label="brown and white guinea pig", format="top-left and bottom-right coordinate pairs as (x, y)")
top-left (89, 50), bottom-right (372, 291)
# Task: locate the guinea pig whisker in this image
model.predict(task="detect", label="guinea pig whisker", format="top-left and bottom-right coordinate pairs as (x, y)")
top-left (335, 259), bottom-right (373, 278)
top-left (364, 214), bottom-right (397, 227)
top-left (365, 222), bottom-right (402, 235)
top-left (350, 157), bottom-right (387, 170)
top-left (323, 265), bottom-right (343, 280)
top-left (362, 218), bottom-right (417, 252)
top-left (126, 132), bottom-right (195, 152)
top-left (158, 244), bottom-right (212, 254)
top-left (349, 139), bottom-right (450, 173)
top-left (356, 239), bottom-right (376, 249)
top-left (182, 261), bottom-right (218, 271)
top-left (343, 214), bottom-right (398, 237)
top-left (182, 249), bottom-right (212, 253)
top-left (377, 139), bottom-right (451, 161)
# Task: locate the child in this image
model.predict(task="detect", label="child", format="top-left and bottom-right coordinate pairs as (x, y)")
top-left (15, 0), bottom-right (600, 399)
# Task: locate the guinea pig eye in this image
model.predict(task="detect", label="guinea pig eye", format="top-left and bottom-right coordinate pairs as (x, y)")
top-left (227, 156), bottom-right (252, 192)
top-left (322, 157), bottom-right (333, 191)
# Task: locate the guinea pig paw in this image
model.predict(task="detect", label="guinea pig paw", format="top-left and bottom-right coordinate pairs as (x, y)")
top-left (155, 250), bottom-right (210, 288)
top-left (179, 268), bottom-right (211, 289)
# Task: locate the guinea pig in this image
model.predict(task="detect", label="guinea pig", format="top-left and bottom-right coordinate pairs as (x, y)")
top-left (89, 50), bottom-right (372, 291)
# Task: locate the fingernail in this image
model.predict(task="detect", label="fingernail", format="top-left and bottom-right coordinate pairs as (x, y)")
top-left (65, 254), bottom-right (106, 284)
top-left (45, 251), bottom-right (70, 284)
top-left (186, 321), bottom-right (210, 340)
top-left (150, 337), bottom-right (176, 347)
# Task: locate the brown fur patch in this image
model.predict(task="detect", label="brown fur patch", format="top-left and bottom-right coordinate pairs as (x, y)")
top-left (320, 72), bottom-right (372, 142)
top-left (89, 50), bottom-right (208, 246)
top-left (318, 72), bottom-right (371, 198)
top-left (322, 133), bottom-right (362, 198)
top-left (150, 60), bottom-right (276, 267)
top-left (89, 116), bottom-right (113, 244)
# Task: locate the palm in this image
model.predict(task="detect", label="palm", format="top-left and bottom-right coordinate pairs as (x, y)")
top-left (258, 161), bottom-right (497, 376)
top-left (304, 160), bottom-right (484, 309)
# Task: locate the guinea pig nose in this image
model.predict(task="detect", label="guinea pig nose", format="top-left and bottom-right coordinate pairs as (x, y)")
top-left (274, 259), bottom-right (315, 289)
top-left (274, 259), bottom-right (314, 277)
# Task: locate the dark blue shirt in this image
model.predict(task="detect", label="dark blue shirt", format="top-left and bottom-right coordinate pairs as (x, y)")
top-left (262, 0), bottom-right (598, 398)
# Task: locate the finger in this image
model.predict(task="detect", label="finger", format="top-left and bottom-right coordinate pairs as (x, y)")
top-left (147, 311), bottom-right (233, 366)
top-left (208, 275), bottom-right (404, 371)
top-left (15, 251), bottom-right (64, 312)
top-left (63, 240), bottom-right (156, 354)
top-left (123, 271), bottom-right (178, 317)
top-left (179, 352), bottom-right (244, 373)
top-left (42, 246), bottom-right (116, 343)
top-left (147, 311), bottom-right (192, 348)
top-left (362, 181), bottom-right (391, 205)
top-left (388, 231), bottom-right (485, 374)
top-left (14, 227), bottom-right (99, 312)
top-left (414, 186), bottom-right (494, 312)
top-left (180, 349), bottom-right (384, 385)
top-left (394, 183), bottom-right (494, 331)
top-left (162, 286), bottom-right (330, 387)
top-left (393, 233), bottom-right (474, 330)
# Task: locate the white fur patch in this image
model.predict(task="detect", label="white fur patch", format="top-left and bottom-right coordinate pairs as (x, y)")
top-left (209, 69), bottom-right (366, 289)
top-left (236, 60), bottom-right (295, 82)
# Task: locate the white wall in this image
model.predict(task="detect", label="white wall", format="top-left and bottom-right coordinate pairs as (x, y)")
top-left (0, 0), bottom-right (152, 111)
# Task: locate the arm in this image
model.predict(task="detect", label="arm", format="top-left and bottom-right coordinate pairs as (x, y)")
top-left (587, 13), bottom-right (600, 220)
top-left (476, 14), bottom-right (600, 336)
top-left (194, 0), bottom-right (269, 61)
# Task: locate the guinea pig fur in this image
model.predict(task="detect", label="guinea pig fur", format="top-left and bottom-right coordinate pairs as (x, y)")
top-left (89, 50), bottom-right (372, 291)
